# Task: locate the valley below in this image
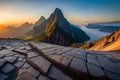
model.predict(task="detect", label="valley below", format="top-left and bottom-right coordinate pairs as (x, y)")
top-left (80, 26), bottom-right (111, 42)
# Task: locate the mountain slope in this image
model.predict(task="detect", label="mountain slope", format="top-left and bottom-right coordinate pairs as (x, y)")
top-left (25, 8), bottom-right (90, 46)
top-left (80, 28), bottom-right (120, 51)
top-left (34, 16), bottom-right (46, 27)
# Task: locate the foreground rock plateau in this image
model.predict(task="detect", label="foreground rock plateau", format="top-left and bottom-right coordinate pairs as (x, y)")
top-left (0, 39), bottom-right (120, 80)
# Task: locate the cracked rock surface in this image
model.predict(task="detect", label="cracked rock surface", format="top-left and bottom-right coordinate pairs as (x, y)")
top-left (0, 39), bottom-right (120, 80)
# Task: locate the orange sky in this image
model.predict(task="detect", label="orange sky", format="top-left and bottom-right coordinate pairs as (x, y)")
top-left (1, 16), bottom-right (116, 26)
top-left (0, 0), bottom-right (120, 26)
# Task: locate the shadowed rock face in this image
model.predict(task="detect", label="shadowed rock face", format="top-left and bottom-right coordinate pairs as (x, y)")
top-left (25, 8), bottom-right (90, 46)
top-left (80, 28), bottom-right (120, 51)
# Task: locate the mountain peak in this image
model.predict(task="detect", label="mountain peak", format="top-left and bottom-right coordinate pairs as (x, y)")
top-left (25, 8), bottom-right (90, 46)
top-left (55, 8), bottom-right (62, 12)
top-left (54, 8), bottom-right (63, 17)
top-left (39, 16), bottom-right (45, 21)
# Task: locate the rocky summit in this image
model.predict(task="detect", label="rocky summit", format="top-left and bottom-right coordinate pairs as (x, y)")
top-left (0, 39), bottom-right (120, 80)
top-left (24, 8), bottom-right (90, 46)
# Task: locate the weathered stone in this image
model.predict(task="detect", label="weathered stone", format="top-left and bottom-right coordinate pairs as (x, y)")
top-left (55, 51), bottom-right (66, 55)
top-left (45, 51), bottom-right (56, 56)
top-left (14, 49), bottom-right (29, 55)
top-left (0, 39), bottom-right (120, 80)
top-left (0, 54), bottom-right (5, 58)
top-left (5, 52), bottom-right (17, 56)
top-left (86, 51), bottom-right (98, 55)
top-left (24, 46), bottom-right (32, 50)
top-left (28, 52), bottom-right (39, 58)
top-left (23, 59), bottom-right (27, 62)
top-left (75, 50), bottom-right (86, 61)
top-left (22, 63), bottom-right (30, 69)
top-left (43, 48), bottom-right (65, 55)
top-left (18, 47), bottom-right (25, 50)
top-left (41, 47), bottom-right (60, 53)
top-left (87, 63), bottom-right (105, 77)
top-left (69, 58), bottom-right (87, 75)
top-left (60, 47), bottom-right (72, 52)
top-left (48, 66), bottom-right (72, 80)
top-left (60, 54), bottom-right (73, 67)
top-left (4, 56), bottom-right (17, 63)
top-left (17, 69), bottom-right (27, 75)
top-left (110, 52), bottom-right (120, 60)
top-left (104, 70), bottom-right (120, 80)
top-left (31, 56), bottom-right (51, 74)
top-left (87, 54), bottom-right (96, 60)
top-left (98, 56), bottom-right (120, 74)
top-left (87, 54), bottom-right (100, 67)
top-left (7, 48), bottom-right (14, 51)
top-left (18, 57), bottom-right (24, 62)
top-left (0, 50), bottom-right (13, 55)
top-left (47, 54), bottom-right (54, 58)
top-left (1, 45), bottom-right (7, 49)
top-left (16, 72), bottom-right (37, 80)
top-left (15, 62), bottom-right (24, 68)
top-left (17, 54), bottom-right (25, 58)
top-left (0, 72), bottom-right (8, 80)
top-left (1, 63), bottom-right (15, 73)
top-left (41, 43), bottom-right (58, 48)
top-left (51, 50), bottom-right (65, 55)
top-left (0, 46), bottom-right (2, 49)
top-left (30, 43), bottom-right (53, 49)
top-left (65, 49), bottom-right (78, 56)
top-left (38, 75), bottom-right (50, 80)
top-left (27, 67), bottom-right (40, 78)
top-left (0, 59), bottom-right (6, 68)
top-left (51, 55), bottom-right (63, 63)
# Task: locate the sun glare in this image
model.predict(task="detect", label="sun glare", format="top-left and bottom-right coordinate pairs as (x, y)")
top-left (0, 21), bottom-right (2, 24)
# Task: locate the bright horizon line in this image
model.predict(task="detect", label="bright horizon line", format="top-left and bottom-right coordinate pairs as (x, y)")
top-left (1, 14), bottom-right (120, 26)
top-left (2, 18), bottom-right (120, 27)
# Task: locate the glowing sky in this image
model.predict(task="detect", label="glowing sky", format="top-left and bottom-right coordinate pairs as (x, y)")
top-left (0, 0), bottom-right (120, 25)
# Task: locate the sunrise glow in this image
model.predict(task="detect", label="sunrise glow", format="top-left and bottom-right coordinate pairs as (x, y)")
top-left (0, 0), bottom-right (120, 26)
top-left (0, 21), bottom-right (2, 25)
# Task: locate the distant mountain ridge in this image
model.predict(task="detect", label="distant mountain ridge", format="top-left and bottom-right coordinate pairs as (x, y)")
top-left (80, 28), bottom-right (120, 51)
top-left (0, 22), bottom-right (33, 38)
top-left (86, 23), bottom-right (119, 33)
top-left (24, 8), bottom-right (90, 46)
top-left (94, 21), bottom-right (120, 26)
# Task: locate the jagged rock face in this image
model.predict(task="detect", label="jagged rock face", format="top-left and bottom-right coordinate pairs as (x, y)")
top-left (80, 28), bottom-right (120, 51)
top-left (26, 8), bottom-right (90, 46)
top-left (34, 16), bottom-right (46, 27)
